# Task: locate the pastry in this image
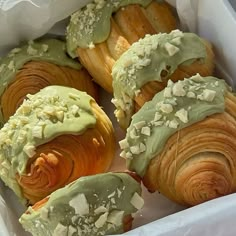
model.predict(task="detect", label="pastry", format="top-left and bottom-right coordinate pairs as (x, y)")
top-left (0, 86), bottom-right (115, 205)
top-left (19, 172), bottom-right (143, 236)
top-left (0, 38), bottom-right (98, 125)
top-left (119, 74), bottom-right (236, 206)
top-left (66, 0), bottom-right (177, 93)
top-left (112, 30), bottom-right (215, 129)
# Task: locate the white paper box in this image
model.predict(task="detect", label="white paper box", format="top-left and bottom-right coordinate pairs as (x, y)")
top-left (0, 0), bottom-right (236, 235)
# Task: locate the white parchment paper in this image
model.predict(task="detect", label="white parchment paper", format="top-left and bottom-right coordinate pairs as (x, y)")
top-left (0, 0), bottom-right (236, 235)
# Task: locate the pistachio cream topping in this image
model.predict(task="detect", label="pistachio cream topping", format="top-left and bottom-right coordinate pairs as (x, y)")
top-left (112, 30), bottom-right (208, 128)
top-left (0, 38), bottom-right (81, 100)
top-left (66, 0), bottom-right (152, 57)
top-left (0, 86), bottom-right (96, 201)
top-left (20, 172), bottom-right (143, 236)
top-left (119, 75), bottom-right (229, 177)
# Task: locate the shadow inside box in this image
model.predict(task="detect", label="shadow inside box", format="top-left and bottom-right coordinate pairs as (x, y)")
top-left (0, 180), bottom-right (30, 236)
top-left (132, 185), bottom-right (186, 229)
top-left (197, 0), bottom-right (236, 89)
top-left (229, 0), bottom-right (236, 11)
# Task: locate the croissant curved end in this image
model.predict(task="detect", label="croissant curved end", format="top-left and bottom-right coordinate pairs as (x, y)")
top-left (19, 172), bottom-right (143, 236)
top-left (0, 86), bottom-right (115, 205)
top-left (120, 74), bottom-right (236, 206)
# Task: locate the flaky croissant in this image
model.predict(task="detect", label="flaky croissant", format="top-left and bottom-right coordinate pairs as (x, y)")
top-left (66, 0), bottom-right (177, 93)
top-left (112, 30), bottom-right (214, 129)
top-left (19, 172), bottom-right (143, 236)
top-left (119, 74), bottom-right (236, 206)
top-left (0, 86), bottom-right (115, 205)
top-left (0, 38), bottom-right (98, 124)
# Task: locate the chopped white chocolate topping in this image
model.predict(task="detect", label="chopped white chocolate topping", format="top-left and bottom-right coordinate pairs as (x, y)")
top-left (23, 144), bottom-right (36, 158)
top-left (168, 119), bottom-right (179, 129)
top-left (171, 37), bottom-right (182, 45)
top-left (69, 193), bottom-right (89, 215)
top-left (154, 112), bottom-right (162, 121)
top-left (120, 150), bottom-right (126, 158)
top-left (141, 126), bottom-right (151, 136)
top-left (130, 128), bottom-right (139, 139)
top-left (187, 91), bottom-right (196, 98)
top-left (164, 87), bottom-right (172, 98)
top-left (53, 223), bottom-right (68, 236)
top-left (108, 191), bottom-right (116, 198)
top-left (197, 89), bottom-right (216, 102)
top-left (139, 143), bottom-right (146, 153)
top-left (32, 126), bottom-right (43, 139)
top-left (164, 42), bottom-right (180, 56)
top-left (160, 103), bottom-right (173, 114)
top-left (71, 104), bottom-right (80, 116)
top-left (191, 73), bottom-right (204, 82)
top-left (10, 48), bottom-right (21, 54)
top-left (27, 45), bottom-right (38, 56)
top-left (107, 210), bottom-right (124, 226)
top-left (130, 192), bottom-right (144, 210)
top-left (167, 79), bottom-right (174, 87)
top-left (153, 121), bottom-right (164, 126)
top-left (56, 111), bottom-right (64, 122)
top-left (125, 151), bottom-right (133, 159)
top-left (133, 121), bottom-right (146, 130)
top-left (130, 145), bottom-right (141, 155)
top-left (175, 108), bottom-right (188, 123)
top-left (8, 60), bottom-right (15, 71)
top-left (94, 206), bottom-right (108, 215)
top-left (42, 44), bottom-right (49, 52)
top-left (1, 160), bottom-right (10, 170)
top-left (68, 226), bottom-right (77, 236)
top-left (119, 139), bottom-right (129, 149)
top-left (40, 207), bottom-right (49, 220)
top-left (170, 29), bottom-right (184, 38)
top-left (95, 212), bottom-right (108, 228)
top-left (172, 82), bottom-right (186, 97)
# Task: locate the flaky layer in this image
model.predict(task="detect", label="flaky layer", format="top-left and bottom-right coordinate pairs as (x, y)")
top-left (17, 101), bottom-right (115, 204)
top-left (77, 1), bottom-right (177, 92)
top-left (143, 92), bottom-right (236, 206)
top-left (1, 61), bottom-right (98, 122)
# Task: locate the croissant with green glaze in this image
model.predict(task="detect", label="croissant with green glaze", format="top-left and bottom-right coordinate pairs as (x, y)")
top-left (0, 86), bottom-right (115, 205)
top-left (66, 0), bottom-right (177, 93)
top-left (20, 172), bottom-right (143, 236)
top-left (112, 30), bottom-right (215, 129)
top-left (119, 74), bottom-right (236, 206)
top-left (0, 39), bottom-right (98, 125)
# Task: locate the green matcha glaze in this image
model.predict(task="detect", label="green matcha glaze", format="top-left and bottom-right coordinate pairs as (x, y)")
top-left (112, 30), bottom-right (208, 129)
top-left (20, 172), bottom-right (143, 236)
top-left (0, 39), bottom-right (81, 97)
top-left (119, 75), bottom-right (229, 177)
top-left (66, 0), bottom-right (152, 57)
top-left (0, 86), bottom-right (96, 202)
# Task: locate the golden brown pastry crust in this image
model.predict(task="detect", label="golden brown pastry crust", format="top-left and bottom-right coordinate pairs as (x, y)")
top-left (1, 61), bottom-right (98, 122)
top-left (77, 1), bottom-right (177, 93)
top-left (143, 91), bottom-right (236, 206)
top-left (17, 100), bottom-right (116, 205)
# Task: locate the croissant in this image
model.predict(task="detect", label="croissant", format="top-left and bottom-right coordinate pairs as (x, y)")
top-left (19, 172), bottom-right (143, 236)
top-left (112, 30), bottom-right (214, 129)
top-left (119, 74), bottom-right (236, 206)
top-left (0, 38), bottom-right (98, 125)
top-left (66, 0), bottom-right (177, 93)
top-left (0, 86), bottom-right (115, 205)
